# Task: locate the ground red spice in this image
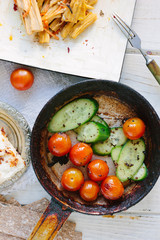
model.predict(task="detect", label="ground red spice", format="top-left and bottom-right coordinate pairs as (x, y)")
top-left (13, 4), bottom-right (18, 11)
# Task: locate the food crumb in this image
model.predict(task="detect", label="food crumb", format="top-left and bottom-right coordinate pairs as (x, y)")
top-left (42, 55), bottom-right (45, 58)
top-left (0, 23), bottom-right (2, 27)
top-left (67, 47), bottom-right (70, 53)
top-left (130, 216), bottom-right (140, 220)
top-left (147, 51), bottom-right (152, 55)
top-left (108, 17), bottom-right (111, 21)
top-left (9, 35), bottom-right (13, 41)
top-left (13, 3), bottom-right (18, 11)
top-left (85, 40), bottom-right (88, 42)
top-left (103, 215), bottom-right (115, 218)
top-left (100, 10), bottom-right (104, 17)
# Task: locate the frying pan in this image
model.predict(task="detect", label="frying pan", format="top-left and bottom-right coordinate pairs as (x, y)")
top-left (29, 80), bottom-right (160, 240)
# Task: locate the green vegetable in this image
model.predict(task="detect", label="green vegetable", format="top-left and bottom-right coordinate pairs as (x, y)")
top-left (116, 139), bottom-right (146, 182)
top-left (131, 163), bottom-right (148, 181)
top-left (48, 98), bottom-right (98, 132)
top-left (111, 146), bottom-right (122, 164)
top-left (91, 115), bottom-right (109, 128)
top-left (77, 122), bottom-right (110, 143)
top-left (92, 127), bottom-right (127, 155)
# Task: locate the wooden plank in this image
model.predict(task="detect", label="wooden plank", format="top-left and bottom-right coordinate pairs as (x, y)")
top-left (4, 53), bottom-right (160, 215)
top-left (5, 181), bottom-right (51, 205)
top-left (125, 179), bottom-right (160, 214)
top-left (69, 212), bottom-right (160, 240)
top-left (120, 54), bottom-right (160, 116)
top-left (6, 177), bottom-right (160, 214)
top-left (0, 1), bottom-right (159, 240)
top-left (120, 53), bottom-right (160, 214)
top-left (128, 0), bottom-right (160, 51)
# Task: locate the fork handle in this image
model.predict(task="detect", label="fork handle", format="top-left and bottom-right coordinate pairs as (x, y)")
top-left (147, 60), bottom-right (160, 85)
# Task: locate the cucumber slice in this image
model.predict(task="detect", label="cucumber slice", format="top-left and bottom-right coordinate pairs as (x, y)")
top-left (74, 115), bottom-right (109, 134)
top-left (111, 146), bottom-right (122, 164)
top-left (116, 139), bottom-right (145, 182)
top-left (48, 98), bottom-right (98, 132)
top-left (131, 163), bottom-right (148, 181)
top-left (92, 127), bottom-right (127, 156)
top-left (77, 122), bottom-right (110, 143)
top-left (74, 127), bottom-right (80, 134)
top-left (91, 115), bottom-right (109, 128)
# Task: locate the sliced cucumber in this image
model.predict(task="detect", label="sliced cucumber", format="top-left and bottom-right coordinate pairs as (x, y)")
top-left (91, 115), bottom-right (109, 128)
top-left (131, 163), bottom-right (148, 181)
top-left (77, 122), bottom-right (110, 143)
top-left (48, 98), bottom-right (98, 132)
top-left (116, 139), bottom-right (145, 182)
top-left (111, 146), bottom-right (122, 164)
top-left (74, 115), bottom-right (109, 134)
top-left (92, 127), bottom-right (127, 156)
top-left (74, 127), bottom-right (80, 134)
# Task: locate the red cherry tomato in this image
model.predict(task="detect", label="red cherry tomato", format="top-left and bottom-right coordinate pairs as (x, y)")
top-left (10, 68), bottom-right (34, 91)
top-left (48, 133), bottom-right (72, 157)
top-left (69, 143), bottom-right (93, 166)
top-left (123, 117), bottom-right (145, 140)
top-left (80, 180), bottom-right (100, 201)
top-left (87, 159), bottom-right (109, 182)
top-left (61, 168), bottom-right (84, 191)
top-left (101, 176), bottom-right (124, 200)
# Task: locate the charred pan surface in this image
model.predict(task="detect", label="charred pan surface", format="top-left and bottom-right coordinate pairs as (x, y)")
top-left (41, 94), bottom-right (135, 206)
top-left (31, 80), bottom-right (160, 215)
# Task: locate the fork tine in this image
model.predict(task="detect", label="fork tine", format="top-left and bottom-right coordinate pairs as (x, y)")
top-left (112, 13), bottom-right (134, 39)
top-left (112, 14), bottom-right (130, 38)
top-left (114, 13), bottom-right (135, 36)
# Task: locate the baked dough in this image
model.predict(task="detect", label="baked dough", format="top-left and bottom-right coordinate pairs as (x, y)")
top-left (0, 128), bottom-right (26, 185)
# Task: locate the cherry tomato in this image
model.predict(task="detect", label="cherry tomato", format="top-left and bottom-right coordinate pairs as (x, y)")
top-left (87, 159), bottom-right (109, 182)
top-left (80, 180), bottom-right (100, 201)
top-left (48, 133), bottom-right (72, 157)
top-left (10, 68), bottom-right (34, 91)
top-left (69, 143), bottom-right (93, 166)
top-left (61, 168), bottom-right (84, 191)
top-left (101, 176), bottom-right (124, 200)
top-left (123, 117), bottom-right (145, 140)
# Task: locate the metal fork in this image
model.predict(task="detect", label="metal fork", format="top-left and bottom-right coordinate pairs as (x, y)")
top-left (112, 13), bottom-right (160, 85)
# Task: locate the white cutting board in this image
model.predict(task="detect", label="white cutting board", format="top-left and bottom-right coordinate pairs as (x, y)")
top-left (0, 0), bottom-right (136, 81)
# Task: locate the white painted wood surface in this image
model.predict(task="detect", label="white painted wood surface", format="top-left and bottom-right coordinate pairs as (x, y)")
top-left (2, 0), bottom-right (160, 239)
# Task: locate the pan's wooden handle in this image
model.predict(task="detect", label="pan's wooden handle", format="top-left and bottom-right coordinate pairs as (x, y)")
top-left (27, 199), bottom-right (72, 240)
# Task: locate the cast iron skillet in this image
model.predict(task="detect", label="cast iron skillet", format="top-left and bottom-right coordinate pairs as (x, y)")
top-left (29, 80), bottom-right (160, 240)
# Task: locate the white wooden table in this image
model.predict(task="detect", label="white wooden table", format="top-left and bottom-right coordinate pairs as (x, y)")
top-left (1, 0), bottom-right (160, 239)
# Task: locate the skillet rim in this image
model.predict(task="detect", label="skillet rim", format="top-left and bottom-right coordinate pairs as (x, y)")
top-left (31, 79), bottom-right (160, 215)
